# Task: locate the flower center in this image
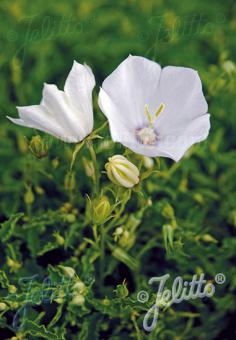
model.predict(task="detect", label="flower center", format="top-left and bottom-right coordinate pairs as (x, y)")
top-left (137, 127), bottom-right (157, 145)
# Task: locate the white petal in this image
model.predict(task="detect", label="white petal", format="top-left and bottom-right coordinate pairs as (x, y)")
top-left (155, 66), bottom-right (208, 135)
top-left (98, 88), bottom-right (136, 143)
top-left (8, 105), bottom-right (76, 142)
top-left (64, 61), bottom-right (95, 135)
top-left (41, 83), bottom-right (87, 141)
top-left (156, 114), bottom-right (211, 161)
top-left (100, 55), bottom-right (162, 128)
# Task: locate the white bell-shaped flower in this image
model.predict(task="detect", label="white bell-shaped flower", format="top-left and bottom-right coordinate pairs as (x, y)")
top-left (98, 55), bottom-right (210, 161)
top-left (8, 61), bottom-right (95, 143)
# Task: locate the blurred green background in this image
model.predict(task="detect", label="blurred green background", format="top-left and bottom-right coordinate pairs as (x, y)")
top-left (0, 0), bottom-right (236, 339)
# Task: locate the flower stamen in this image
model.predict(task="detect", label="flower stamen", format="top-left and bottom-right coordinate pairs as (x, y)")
top-left (144, 103), bottom-right (165, 128)
top-left (137, 127), bottom-right (157, 145)
top-left (155, 103), bottom-right (165, 118)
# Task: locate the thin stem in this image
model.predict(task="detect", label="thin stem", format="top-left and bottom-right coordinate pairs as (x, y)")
top-left (87, 141), bottom-right (100, 195)
top-left (99, 225), bottom-right (105, 289)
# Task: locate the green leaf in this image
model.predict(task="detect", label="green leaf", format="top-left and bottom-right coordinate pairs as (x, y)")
top-left (0, 213), bottom-right (24, 242)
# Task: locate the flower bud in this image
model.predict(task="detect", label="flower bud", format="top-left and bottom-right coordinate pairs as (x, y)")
top-left (24, 186), bottom-right (34, 205)
top-left (7, 257), bottom-right (21, 272)
top-left (222, 60), bottom-right (236, 75)
top-left (8, 285), bottom-right (17, 294)
top-left (105, 155), bottom-right (139, 188)
top-left (119, 230), bottom-right (135, 249)
top-left (0, 302), bottom-right (7, 311)
top-left (59, 266), bottom-right (75, 278)
top-left (53, 232), bottom-right (65, 245)
top-left (71, 294), bottom-right (85, 306)
top-left (29, 135), bottom-right (48, 159)
top-left (143, 156), bottom-right (154, 169)
top-left (115, 283), bottom-right (129, 299)
top-left (113, 227), bottom-right (123, 242)
top-left (92, 196), bottom-right (111, 224)
top-left (65, 214), bottom-right (76, 223)
top-left (64, 172), bottom-right (76, 191)
top-left (73, 281), bottom-right (86, 294)
top-left (82, 157), bottom-right (95, 178)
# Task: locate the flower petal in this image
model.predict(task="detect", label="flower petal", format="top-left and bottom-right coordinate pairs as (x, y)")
top-left (156, 114), bottom-right (211, 161)
top-left (156, 66), bottom-right (208, 135)
top-left (100, 55), bottom-right (162, 128)
top-left (64, 61), bottom-right (95, 135)
top-left (8, 104), bottom-right (76, 142)
top-left (98, 88), bottom-right (136, 143)
top-left (41, 83), bottom-right (86, 141)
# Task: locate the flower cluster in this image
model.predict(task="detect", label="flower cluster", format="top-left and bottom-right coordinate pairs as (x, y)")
top-left (8, 55), bottom-right (210, 186)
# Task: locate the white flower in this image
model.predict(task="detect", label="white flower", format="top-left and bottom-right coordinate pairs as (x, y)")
top-left (98, 55), bottom-right (210, 161)
top-left (7, 61), bottom-right (95, 143)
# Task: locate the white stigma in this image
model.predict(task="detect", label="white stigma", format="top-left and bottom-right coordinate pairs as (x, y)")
top-left (137, 127), bottom-right (157, 145)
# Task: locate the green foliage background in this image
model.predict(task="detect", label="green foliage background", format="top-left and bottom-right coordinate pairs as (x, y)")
top-left (0, 0), bottom-right (236, 339)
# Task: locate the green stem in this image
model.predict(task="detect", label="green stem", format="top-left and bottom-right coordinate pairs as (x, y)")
top-left (105, 189), bottom-right (131, 233)
top-left (99, 225), bottom-right (105, 288)
top-left (87, 141), bottom-right (100, 195)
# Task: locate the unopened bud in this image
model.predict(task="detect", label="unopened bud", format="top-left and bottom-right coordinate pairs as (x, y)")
top-left (71, 294), bottom-right (85, 306)
top-left (92, 196), bottom-right (111, 224)
top-left (143, 156), bottom-right (154, 169)
top-left (105, 155), bottom-right (139, 188)
top-left (53, 232), bottom-right (65, 245)
top-left (119, 230), bottom-right (135, 249)
top-left (115, 283), bottom-right (129, 299)
top-left (73, 281), bottom-right (86, 294)
top-left (29, 135), bottom-right (48, 159)
top-left (222, 60), bottom-right (236, 75)
top-left (24, 186), bottom-right (34, 205)
top-left (82, 157), bottom-right (95, 178)
top-left (0, 302), bottom-right (7, 311)
top-left (64, 172), bottom-right (76, 191)
top-left (59, 266), bottom-right (75, 278)
top-left (8, 285), bottom-right (17, 294)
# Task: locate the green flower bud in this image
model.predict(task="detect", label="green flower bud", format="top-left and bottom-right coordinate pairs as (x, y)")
top-left (8, 285), bottom-right (17, 294)
top-left (71, 294), bottom-right (85, 306)
top-left (82, 157), bottom-right (95, 178)
top-left (102, 298), bottom-right (110, 306)
top-left (29, 135), bottom-right (48, 159)
top-left (115, 283), bottom-right (129, 299)
top-left (59, 266), bottom-right (75, 278)
top-left (202, 234), bottom-right (218, 243)
top-left (92, 196), bottom-right (111, 224)
top-left (119, 230), bottom-right (135, 249)
top-left (24, 186), bottom-right (34, 205)
top-left (222, 60), bottom-right (236, 75)
top-left (0, 302), bottom-right (7, 311)
top-left (73, 281), bottom-right (86, 294)
top-left (162, 204), bottom-right (175, 220)
top-left (64, 172), bottom-right (76, 191)
top-left (143, 156), bottom-right (154, 169)
top-left (113, 227), bottom-right (123, 242)
top-left (54, 291), bottom-right (65, 304)
top-left (53, 232), bottom-right (65, 245)
top-left (7, 257), bottom-right (21, 272)
top-left (65, 214), bottom-right (76, 223)
top-left (105, 155), bottom-right (139, 188)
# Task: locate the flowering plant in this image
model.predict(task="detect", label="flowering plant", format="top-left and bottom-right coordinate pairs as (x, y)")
top-left (1, 8), bottom-right (235, 335)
